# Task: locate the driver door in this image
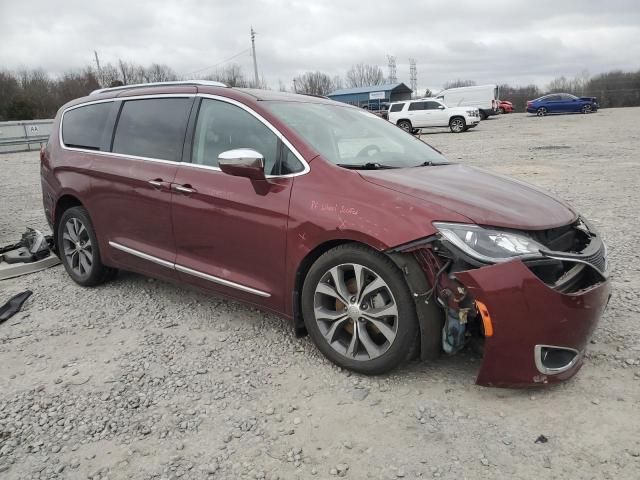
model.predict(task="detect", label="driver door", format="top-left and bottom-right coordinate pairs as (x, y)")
top-left (170, 98), bottom-right (295, 310)
top-left (425, 101), bottom-right (448, 126)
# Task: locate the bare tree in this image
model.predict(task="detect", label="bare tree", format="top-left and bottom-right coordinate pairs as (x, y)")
top-left (292, 71), bottom-right (337, 96)
top-left (143, 64), bottom-right (177, 83)
top-left (442, 79), bottom-right (477, 89)
top-left (345, 64), bottom-right (385, 88)
top-left (203, 63), bottom-right (249, 87)
top-left (0, 71), bottom-right (20, 120)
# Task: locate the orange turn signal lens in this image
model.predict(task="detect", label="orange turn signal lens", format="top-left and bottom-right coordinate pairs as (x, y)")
top-left (475, 300), bottom-right (493, 337)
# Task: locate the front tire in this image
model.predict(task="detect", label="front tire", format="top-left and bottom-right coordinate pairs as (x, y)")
top-left (301, 244), bottom-right (419, 375)
top-left (449, 117), bottom-right (466, 133)
top-left (581, 104), bottom-right (593, 114)
top-left (57, 206), bottom-right (116, 286)
top-left (397, 120), bottom-right (412, 132)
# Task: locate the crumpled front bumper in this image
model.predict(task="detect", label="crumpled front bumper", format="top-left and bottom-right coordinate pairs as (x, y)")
top-left (456, 259), bottom-right (611, 388)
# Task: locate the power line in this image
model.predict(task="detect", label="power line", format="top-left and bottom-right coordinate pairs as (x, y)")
top-left (182, 48), bottom-right (251, 76)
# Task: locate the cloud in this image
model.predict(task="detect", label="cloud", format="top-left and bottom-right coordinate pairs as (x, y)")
top-left (1, 0), bottom-right (639, 91)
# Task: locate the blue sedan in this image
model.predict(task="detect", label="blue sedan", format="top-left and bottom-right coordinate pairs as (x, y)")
top-left (526, 93), bottom-right (598, 116)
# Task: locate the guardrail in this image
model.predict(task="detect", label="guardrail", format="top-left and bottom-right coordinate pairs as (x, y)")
top-left (0, 120), bottom-right (53, 154)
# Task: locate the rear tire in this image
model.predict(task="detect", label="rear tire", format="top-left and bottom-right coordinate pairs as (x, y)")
top-left (536, 107), bottom-right (547, 117)
top-left (301, 244), bottom-right (419, 375)
top-left (397, 120), bottom-right (412, 132)
top-left (57, 206), bottom-right (116, 287)
top-left (449, 116), bottom-right (466, 133)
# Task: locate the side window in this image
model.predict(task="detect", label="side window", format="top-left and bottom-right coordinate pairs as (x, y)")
top-left (192, 99), bottom-right (279, 174)
top-left (280, 144), bottom-right (305, 175)
top-left (112, 98), bottom-right (192, 161)
top-left (408, 102), bottom-right (425, 111)
top-left (62, 102), bottom-right (114, 150)
top-left (389, 103), bottom-right (404, 112)
top-left (424, 101), bottom-right (442, 110)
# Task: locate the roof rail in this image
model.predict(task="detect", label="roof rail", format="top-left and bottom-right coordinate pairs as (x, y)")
top-left (90, 80), bottom-right (228, 95)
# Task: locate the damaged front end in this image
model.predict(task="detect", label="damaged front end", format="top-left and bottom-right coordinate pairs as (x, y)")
top-left (389, 218), bottom-right (611, 388)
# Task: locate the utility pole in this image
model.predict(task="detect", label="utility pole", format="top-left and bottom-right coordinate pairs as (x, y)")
top-left (94, 50), bottom-right (103, 86)
top-left (251, 27), bottom-right (260, 88)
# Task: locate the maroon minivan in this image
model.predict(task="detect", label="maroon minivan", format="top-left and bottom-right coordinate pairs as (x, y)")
top-left (40, 80), bottom-right (611, 387)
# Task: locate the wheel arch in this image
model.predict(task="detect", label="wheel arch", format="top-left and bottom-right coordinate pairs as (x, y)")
top-left (292, 239), bottom-right (379, 336)
top-left (53, 193), bottom-right (84, 250)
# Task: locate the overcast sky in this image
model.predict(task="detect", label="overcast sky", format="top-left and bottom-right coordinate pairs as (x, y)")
top-left (2, 0), bottom-right (639, 93)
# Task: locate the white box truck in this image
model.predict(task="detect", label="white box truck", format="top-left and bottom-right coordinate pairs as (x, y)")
top-left (434, 84), bottom-right (500, 120)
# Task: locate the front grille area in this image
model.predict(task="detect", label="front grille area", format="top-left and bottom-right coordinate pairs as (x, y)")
top-left (525, 219), bottom-right (607, 292)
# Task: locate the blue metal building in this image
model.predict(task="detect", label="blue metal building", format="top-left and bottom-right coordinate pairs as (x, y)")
top-left (327, 83), bottom-right (412, 109)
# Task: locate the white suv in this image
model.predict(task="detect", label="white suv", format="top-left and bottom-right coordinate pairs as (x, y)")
top-left (387, 98), bottom-right (480, 133)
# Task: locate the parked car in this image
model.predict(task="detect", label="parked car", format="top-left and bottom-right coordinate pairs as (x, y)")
top-left (434, 84), bottom-right (499, 120)
top-left (41, 81), bottom-right (610, 387)
top-left (388, 98), bottom-right (480, 133)
top-left (526, 93), bottom-right (598, 116)
top-left (498, 100), bottom-right (513, 114)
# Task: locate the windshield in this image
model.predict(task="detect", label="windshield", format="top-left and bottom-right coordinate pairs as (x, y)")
top-left (263, 101), bottom-right (448, 168)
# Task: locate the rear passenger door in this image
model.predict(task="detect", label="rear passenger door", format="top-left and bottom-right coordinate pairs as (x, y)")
top-left (406, 102), bottom-right (428, 127)
top-left (170, 97), bottom-right (303, 310)
top-left (88, 95), bottom-right (195, 280)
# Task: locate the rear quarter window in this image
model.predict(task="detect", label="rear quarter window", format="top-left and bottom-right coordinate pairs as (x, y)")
top-left (389, 103), bottom-right (404, 112)
top-left (62, 102), bottom-right (114, 150)
top-left (112, 98), bottom-right (193, 161)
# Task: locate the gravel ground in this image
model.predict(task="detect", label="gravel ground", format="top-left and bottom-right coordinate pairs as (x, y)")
top-left (1, 109), bottom-right (639, 480)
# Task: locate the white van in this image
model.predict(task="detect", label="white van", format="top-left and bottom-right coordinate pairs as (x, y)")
top-left (434, 84), bottom-right (499, 120)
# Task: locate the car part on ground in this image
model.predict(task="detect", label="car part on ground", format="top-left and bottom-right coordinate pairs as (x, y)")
top-left (0, 290), bottom-right (33, 323)
top-left (0, 229), bottom-right (61, 281)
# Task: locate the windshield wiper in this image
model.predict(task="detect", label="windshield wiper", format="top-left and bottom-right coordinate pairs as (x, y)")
top-left (337, 162), bottom-right (397, 170)
top-left (414, 160), bottom-right (449, 167)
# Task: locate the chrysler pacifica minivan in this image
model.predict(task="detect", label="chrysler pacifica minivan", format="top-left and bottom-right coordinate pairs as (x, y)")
top-left (41, 80), bottom-right (610, 387)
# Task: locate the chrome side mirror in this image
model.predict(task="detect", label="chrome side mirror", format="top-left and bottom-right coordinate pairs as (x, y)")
top-left (218, 149), bottom-right (266, 181)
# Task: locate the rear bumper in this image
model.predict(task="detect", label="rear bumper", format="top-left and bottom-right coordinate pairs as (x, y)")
top-left (456, 260), bottom-right (611, 388)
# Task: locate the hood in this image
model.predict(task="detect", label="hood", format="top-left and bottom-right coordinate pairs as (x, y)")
top-left (358, 164), bottom-right (577, 230)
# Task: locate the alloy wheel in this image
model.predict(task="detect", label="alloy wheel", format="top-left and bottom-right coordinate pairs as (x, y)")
top-left (313, 263), bottom-right (398, 361)
top-left (536, 108), bottom-right (547, 116)
top-left (451, 118), bottom-right (464, 132)
top-left (62, 218), bottom-right (93, 277)
top-left (582, 105), bottom-right (592, 114)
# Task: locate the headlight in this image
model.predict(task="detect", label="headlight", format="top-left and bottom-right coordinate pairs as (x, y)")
top-left (433, 222), bottom-right (545, 263)
top-left (466, 110), bottom-right (475, 116)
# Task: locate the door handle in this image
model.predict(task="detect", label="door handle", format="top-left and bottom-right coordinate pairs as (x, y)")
top-left (148, 179), bottom-right (163, 188)
top-left (174, 184), bottom-right (196, 194)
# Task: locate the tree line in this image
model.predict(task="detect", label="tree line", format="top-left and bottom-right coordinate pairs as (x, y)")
top-left (1, 60), bottom-right (639, 120)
